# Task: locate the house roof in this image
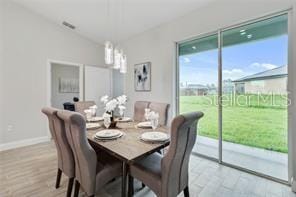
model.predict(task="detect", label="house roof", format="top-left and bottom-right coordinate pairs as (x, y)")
top-left (181, 84), bottom-right (208, 90)
top-left (233, 66), bottom-right (287, 83)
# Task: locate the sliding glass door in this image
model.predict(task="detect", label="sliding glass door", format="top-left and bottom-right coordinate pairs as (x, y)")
top-left (221, 14), bottom-right (288, 180)
top-left (178, 34), bottom-right (219, 159)
top-left (177, 13), bottom-right (289, 181)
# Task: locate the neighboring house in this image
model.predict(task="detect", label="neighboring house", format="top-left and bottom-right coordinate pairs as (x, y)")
top-left (232, 66), bottom-right (287, 94)
top-left (223, 79), bottom-right (234, 94)
top-left (180, 84), bottom-right (209, 96)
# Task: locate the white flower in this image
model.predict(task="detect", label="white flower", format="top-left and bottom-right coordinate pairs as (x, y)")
top-left (100, 95), bottom-right (109, 104)
top-left (117, 95), bottom-right (127, 105)
top-left (118, 105), bottom-right (126, 110)
top-left (105, 99), bottom-right (118, 112)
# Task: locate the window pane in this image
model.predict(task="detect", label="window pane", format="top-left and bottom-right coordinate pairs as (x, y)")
top-left (222, 14), bottom-right (288, 180)
top-left (179, 34), bottom-right (219, 159)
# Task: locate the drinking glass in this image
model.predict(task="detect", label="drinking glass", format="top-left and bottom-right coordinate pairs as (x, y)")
top-left (151, 118), bottom-right (158, 130)
top-left (144, 108), bottom-right (151, 121)
top-left (104, 117), bottom-right (111, 129)
top-left (86, 112), bottom-right (92, 121)
top-left (90, 108), bottom-right (96, 117)
top-left (119, 108), bottom-right (125, 118)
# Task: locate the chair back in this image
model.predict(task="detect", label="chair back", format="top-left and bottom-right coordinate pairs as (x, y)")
top-left (161, 112), bottom-right (204, 197)
top-left (148, 102), bottom-right (169, 126)
top-left (74, 101), bottom-right (96, 117)
top-left (133, 101), bottom-right (150, 121)
top-left (57, 110), bottom-right (97, 196)
top-left (41, 107), bottom-right (75, 178)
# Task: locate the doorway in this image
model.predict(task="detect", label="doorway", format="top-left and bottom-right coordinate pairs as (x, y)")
top-left (48, 60), bottom-right (84, 109)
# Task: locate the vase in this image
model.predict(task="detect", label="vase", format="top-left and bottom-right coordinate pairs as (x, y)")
top-left (109, 116), bottom-right (117, 128)
top-left (106, 111), bottom-right (117, 128)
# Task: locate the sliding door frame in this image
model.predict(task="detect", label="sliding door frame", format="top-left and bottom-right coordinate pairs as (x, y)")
top-left (176, 9), bottom-right (292, 185)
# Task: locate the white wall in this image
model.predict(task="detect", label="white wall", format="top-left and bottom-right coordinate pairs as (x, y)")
top-left (0, 0), bottom-right (105, 145)
top-left (51, 63), bottom-right (80, 109)
top-left (121, 0), bottom-right (294, 123)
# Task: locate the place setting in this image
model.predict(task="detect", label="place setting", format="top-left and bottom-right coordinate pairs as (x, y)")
top-left (84, 105), bottom-right (104, 122)
top-left (140, 131), bottom-right (169, 143)
top-left (94, 129), bottom-right (124, 141)
top-left (137, 108), bottom-right (170, 143)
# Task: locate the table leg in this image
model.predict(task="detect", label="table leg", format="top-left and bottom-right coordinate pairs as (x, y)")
top-left (128, 175), bottom-right (134, 197)
top-left (122, 161), bottom-right (127, 197)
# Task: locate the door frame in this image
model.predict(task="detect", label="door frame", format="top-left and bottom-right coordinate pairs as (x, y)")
top-left (46, 59), bottom-right (84, 137)
top-left (47, 59), bottom-right (84, 107)
top-left (175, 9), bottom-right (292, 185)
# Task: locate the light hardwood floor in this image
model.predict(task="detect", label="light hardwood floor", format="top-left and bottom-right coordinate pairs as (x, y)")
top-left (0, 141), bottom-right (295, 197)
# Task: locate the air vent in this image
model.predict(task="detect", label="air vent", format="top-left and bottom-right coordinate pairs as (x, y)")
top-left (62, 21), bottom-right (76, 30)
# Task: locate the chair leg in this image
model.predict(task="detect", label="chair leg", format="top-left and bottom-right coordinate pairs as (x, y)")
top-left (55, 169), bottom-right (62, 189)
top-left (66, 177), bottom-right (74, 197)
top-left (73, 180), bottom-right (80, 197)
top-left (128, 175), bottom-right (134, 196)
top-left (183, 186), bottom-right (189, 197)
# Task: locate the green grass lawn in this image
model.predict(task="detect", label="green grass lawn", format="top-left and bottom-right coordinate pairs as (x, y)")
top-left (180, 94), bottom-right (288, 153)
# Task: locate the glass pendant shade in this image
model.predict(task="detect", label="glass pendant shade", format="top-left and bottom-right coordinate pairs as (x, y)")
top-left (104, 41), bottom-right (114, 65)
top-left (114, 48), bottom-right (122, 69)
top-left (120, 54), bottom-right (127, 73)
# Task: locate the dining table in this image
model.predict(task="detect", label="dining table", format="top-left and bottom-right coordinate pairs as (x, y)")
top-left (86, 120), bottom-right (170, 197)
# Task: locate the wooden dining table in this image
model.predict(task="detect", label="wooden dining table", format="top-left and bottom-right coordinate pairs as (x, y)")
top-left (86, 121), bottom-right (170, 197)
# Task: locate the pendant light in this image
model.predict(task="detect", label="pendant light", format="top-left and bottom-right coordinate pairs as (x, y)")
top-left (113, 47), bottom-right (122, 69)
top-left (105, 41), bottom-right (113, 65)
top-left (104, 0), bottom-right (127, 73)
top-left (120, 54), bottom-right (127, 73)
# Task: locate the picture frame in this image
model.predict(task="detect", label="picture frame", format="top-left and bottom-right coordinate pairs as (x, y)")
top-left (59, 78), bottom-right (79, 93)
top-left (134, 62), bottom-right (151, 91)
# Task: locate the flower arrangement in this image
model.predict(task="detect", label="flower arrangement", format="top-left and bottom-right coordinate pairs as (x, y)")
top-left (100, 94), bottom-right (127, 116)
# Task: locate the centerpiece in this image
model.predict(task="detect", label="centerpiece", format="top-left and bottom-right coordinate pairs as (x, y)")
top-left (100, 95), bottom-right (127, 128)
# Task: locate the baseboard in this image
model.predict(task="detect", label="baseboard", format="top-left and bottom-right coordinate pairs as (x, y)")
top-left (0, 136), bottom-right (50, 152)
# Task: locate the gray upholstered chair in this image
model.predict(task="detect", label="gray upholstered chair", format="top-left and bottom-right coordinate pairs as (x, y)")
top-left (129, 111), bottom-right (204, 197)
top-left (148, 102), bottom-right (169, 126)
top-left (133, 101), bottom-right (150, 122)
top-left (57, 110), bottom-right (122, 197)
top-left (74, 101), bottom-right (96, 117)
top-left (42, 107), bottom-right (75, 197)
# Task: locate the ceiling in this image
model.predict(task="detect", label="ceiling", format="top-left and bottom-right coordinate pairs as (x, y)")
top-left (12, 0), bottom-right (215, 44)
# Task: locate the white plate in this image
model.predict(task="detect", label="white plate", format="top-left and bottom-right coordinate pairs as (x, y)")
top-left (95, 132), bottom-right (124, 140)
top-left (88, 117), bottom-right (103, 122)
top-left (116, 117), bottom-right (132, 122)
top-left (86, 123), bottom-right (101, 130)
top-left (140, 131), bottom-right (169, 142)
top-left (137, 121), bottom-right (152, 128)
top-left (95, 129), bottom-right (122, 138)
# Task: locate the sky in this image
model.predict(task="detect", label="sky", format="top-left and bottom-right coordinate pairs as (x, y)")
top-left (179, 35), bottom-right (288, 86)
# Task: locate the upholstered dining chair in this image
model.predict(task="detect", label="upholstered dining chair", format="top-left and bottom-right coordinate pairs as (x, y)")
top-left (57, 110), bottom-right (122, 197)
top-left (148, 102), bottom-right (169, 126)
top-left (42, 107), bottom-right (75, 197)
top-left (133, 101), bottom-right (150, 121)
top-left (128, 111), bottom-right (204, 197)
top-left (74, 101), bottom-right (96, 117)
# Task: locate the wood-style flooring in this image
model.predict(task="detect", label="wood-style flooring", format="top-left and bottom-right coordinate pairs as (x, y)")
top-left (0, 141), bottom-right (295, 197)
